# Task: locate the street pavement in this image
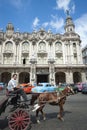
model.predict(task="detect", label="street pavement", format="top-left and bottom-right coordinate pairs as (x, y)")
top-left (0, 91), bottom-right (87, 130)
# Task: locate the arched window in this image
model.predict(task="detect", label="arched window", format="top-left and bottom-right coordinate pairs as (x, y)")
top-left (39, 41), bottom-right (46, 51)
top-left (22, 42), bottom-right (29, 51)
top-left (5, 41), bottom-right (13, 51)
top-left (73, 43), bottom-right (76, 47)
top-left (73, 43), bottom-right (76, 52)
top-left (55, 42), bottom-right (62, 51)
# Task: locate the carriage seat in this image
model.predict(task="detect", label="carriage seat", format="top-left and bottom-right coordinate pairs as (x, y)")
top-left (6, 88), bottom-right (21, 106)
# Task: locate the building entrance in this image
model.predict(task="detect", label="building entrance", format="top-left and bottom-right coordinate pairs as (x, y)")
top-left (36, 74), bottom-right (49, 84)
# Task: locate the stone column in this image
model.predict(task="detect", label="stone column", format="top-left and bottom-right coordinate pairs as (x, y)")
top-left (13, 41), bottom-right (16, 64)
top-left (48, 58), bottom-right (55, 84)
top-left (64, 42), bottom-right (68, 64)
top-left (30, 57), bottom-right (37, 84)
top-left (15, 40), bottom-right (19, 64)
top-left (76, 42), bottom-right (82, 64)
top-left (19, 42), bottom-right (22, 64)
top-left (81, 72), bottom-right (86, 82)
top-left (65, 69), bottom-right (73, 83)
top-left (70, 42), bottom-right (73, 64)
top-left (62, 42), bottom-right (66, 64)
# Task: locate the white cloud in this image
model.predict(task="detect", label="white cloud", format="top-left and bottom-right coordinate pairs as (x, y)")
top-left (32, 17), bottom-right (40, 29)
top-left (72, 4), bottom-right (75, 14)
top-left (55, 0), bottom-right (75, 14)
top-left (49, 15), bottom-right (64, 32)
top-left (56, 0), bottom-right (70, 11)
top-left (9, 0), bottom-right (31, 9)
top-left (10, 0), bottom-right (23, 9)
top-left (42, 22), bottom-right (49, 28)
top-left (75, 14), bottom-right (87, 48)
top-left (32, 15), bottom-right (64, 33)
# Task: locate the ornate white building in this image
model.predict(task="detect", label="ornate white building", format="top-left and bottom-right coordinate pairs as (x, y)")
top-left (0, 14), bottom-right (86, 85)
top-left (82, 45), bottom-right (87, 80)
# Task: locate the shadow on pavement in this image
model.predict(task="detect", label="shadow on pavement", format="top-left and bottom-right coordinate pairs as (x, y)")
top-left (31, 111), bottom-right (72, 124)
top-left (0, 116), bottom-right (8, 129)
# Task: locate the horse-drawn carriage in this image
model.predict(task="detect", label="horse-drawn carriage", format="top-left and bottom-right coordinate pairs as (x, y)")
top-left (0, 85), bottom-right (74, 130)
top-left (0, 90), bottom-right (34, 130)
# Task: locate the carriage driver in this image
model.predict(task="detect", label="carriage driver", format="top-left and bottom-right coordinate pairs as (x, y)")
top-left (7, 73), bottom-right (40, 111)
top-left (7, 73), bottom-right (28, 102)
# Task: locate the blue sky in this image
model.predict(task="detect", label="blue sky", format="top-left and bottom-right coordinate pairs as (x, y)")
top-left (0, 0), bottom-right (87, 48)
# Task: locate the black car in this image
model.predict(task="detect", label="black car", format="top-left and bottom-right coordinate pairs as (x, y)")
top-left (69, 84), bottom-right (78, 93)
top-left (81, 83), bottom-right (87, 94)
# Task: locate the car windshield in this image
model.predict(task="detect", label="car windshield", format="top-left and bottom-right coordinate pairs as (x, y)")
top-left (46, 84), bottom-right (51, 87)
top-left (37, 84), bottom-right (43, 86)
top-left (37, 83), bottom-right (52, 87)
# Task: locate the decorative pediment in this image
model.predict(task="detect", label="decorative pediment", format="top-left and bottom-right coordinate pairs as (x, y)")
top-left (3, 50), bottom-right (13, 54)
top-left (3, 50), bottom-right (13, 57)
top-left (55, 50), bottom-right (62, 54)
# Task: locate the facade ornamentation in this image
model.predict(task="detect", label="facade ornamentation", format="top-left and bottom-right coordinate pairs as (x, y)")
top-left (0, 15), bottom-right (86, 85)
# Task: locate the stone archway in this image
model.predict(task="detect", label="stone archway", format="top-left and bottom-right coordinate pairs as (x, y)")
top-left (36, 74), bottom-right (49, 84)
top-left (1, 72), bottom-right (11, 84)
top-left (19, 72), bottom-right (30, 83)
top-left (55, 72), bottom-right (66, 85)
top-left (73, 72), bottom-right (82, 83)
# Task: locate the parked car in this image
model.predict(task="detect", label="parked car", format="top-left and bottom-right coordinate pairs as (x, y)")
top-left (20, 83), bottom-right (35, 94)
top-left (81, 83), bottom-right (87, 94)
top-left (69, 84), bottom-right (78, 93)
top-left (31, 82), bottom-right (56, 93)
top-left (75, 82), bottom-right (83, 92)
top-left (0, 82), bottom-right (5, 90)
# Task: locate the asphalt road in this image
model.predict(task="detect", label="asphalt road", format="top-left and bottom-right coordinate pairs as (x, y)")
top-left (0, 91), bottom-right (87, 130)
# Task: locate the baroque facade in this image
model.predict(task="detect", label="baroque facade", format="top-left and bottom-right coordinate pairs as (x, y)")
top-left (82, 45), bottom-right (87, 80)
top-left (0, 14), bottom-right (86, 85)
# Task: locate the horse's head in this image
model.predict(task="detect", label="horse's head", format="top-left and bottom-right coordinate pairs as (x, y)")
top-left (65, 86), bottom-right (74, 95)
top-left (61, 86), bottom-right (74, 96)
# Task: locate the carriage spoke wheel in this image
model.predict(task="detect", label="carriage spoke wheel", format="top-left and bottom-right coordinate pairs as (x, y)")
top-left (8, 109), bottom-right (30, 130)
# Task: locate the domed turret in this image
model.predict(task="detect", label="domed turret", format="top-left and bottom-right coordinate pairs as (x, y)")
top-left (6, 23), bottom-right (14, 31)
top-left (6, 23), bottom-right (14, 38)
top-left (64, 10), bottom-right (75, 33)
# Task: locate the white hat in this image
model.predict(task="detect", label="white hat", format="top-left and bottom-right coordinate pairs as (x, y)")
top-left (32, 104), bottom-right (40, 112)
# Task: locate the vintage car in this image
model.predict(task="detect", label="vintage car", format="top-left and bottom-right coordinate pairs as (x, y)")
top-left (31, 82), bottom-right (56, 93)
top-left (20, 83), bottom-right (35, 94)
top-left (81, 83), bottom-right (87, 94)
top-left (0, 82), bottom-right (5, 91)
top-left (75, 82), bottom-right (87, 92)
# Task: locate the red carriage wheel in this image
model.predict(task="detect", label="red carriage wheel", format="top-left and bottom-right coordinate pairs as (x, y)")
top-left (8, 109), bottom-right (31, 130)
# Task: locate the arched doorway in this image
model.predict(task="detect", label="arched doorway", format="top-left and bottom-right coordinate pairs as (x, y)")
top-left (1, 72), bottom-right (11, 84)
top-left (36, 74), bottom-right (49, 84)
top-left (73, 72), bottom-right (82, 83)
top-left (55, 72), bottom-right (66, 85)
top-left (19, 72), bottom-right (30, 83)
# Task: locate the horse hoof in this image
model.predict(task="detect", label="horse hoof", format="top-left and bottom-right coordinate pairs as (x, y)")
top-left (60, 117), bottom-right (64, 121)
top-left (37, 120), bottom-right (40, 124)
top-left (43, 117), bottom-right (46, 120)
top-left (57, 115), bottom-right (64, 121)
top-left (58, 117), bottom-right (64, 121)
